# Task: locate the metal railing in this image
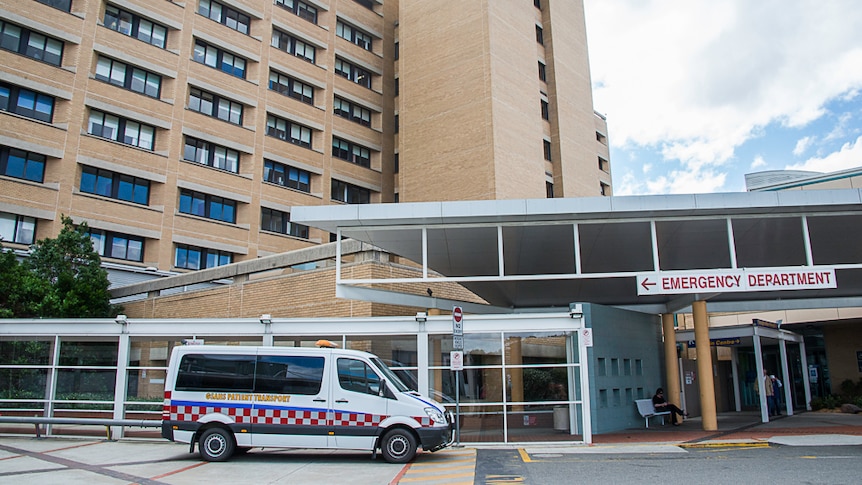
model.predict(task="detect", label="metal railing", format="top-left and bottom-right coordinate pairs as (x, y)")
top-left (0, 416), bottom-right (161, 439)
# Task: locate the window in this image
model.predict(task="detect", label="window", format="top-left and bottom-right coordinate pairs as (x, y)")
top-left (175, 244), bottom-right (233, 270)
top-left (0, 20), bottom-right (63, 66)
top-left (538, 61), bottom-right (546, 82)
top-left (541, 99), bottom-right (549, 120)
top-left (393, 153), bottom-right (399, 173)
top-left (179, 189), bottom-right (236, 223)
top-left (333, 96), bottom-right (371, 126)
top-left (0, 212), bottom-right (36, 244)
top-left (198, 0), bottom-right (250, 35)
top-left (261, 207), bottom-right (309, 239)
top-left (189, 87), bottom-right (243, 125)
top-left (36, 0), bottom-right (72, 12)
top-left (183, 136), bottom-right (240, 173)
top-left (104, 6), bottom-right (167, 48)
top-left (394, 41), bottom-right (399, 60)
top-left (271, 30), bottom-right (315, 64)
top-left (596, 131), bottom-right (608, 145)
top-left (275, 0), bottom-right (318, 24)
top-left (95, 56), bottom-right (161, 98)
top-left (600, 182), bottom-right (610, 196)
top-left (394, 114), bottom-right (398, 133)
top-left (535, 25), bottom-right (543, 45)
top-left (193, 40), bottom-right (246, 79)
top-left (354, 0), bottom-right (374, 11)
top-left (89, 229), bottom-right (144, 262)
top-left (263, 159), bottom-right (310, 192)
top-left (546, 181), bottom-right (553, 198)
top-left (543, 139), bottom-right (552, 161)
top-left (266, 114), bottom-right (312, 148)
top-left (331, 179), bottom-right (370, 204)
top-left (87, 110), bottom-right (155, 150)
top-left (332, 137), bottom-right (371, 168)
top-left (395, 78), bottom-right (399, 96)
top-left (337, 358), bottom-right (381, 395)
top-left (0, 82), bottom-right (55, 122)
top-left (335, 58), bottom-right (372, 89)
top-left (534, 0), bottom-right (541, 9)
top-left (598, 155), bottom-right (609, 172)
top-left (255, 355), bottom-right (324, 394)
top-left (175, 354), bottom-right (255, 391)
top-left (337, 21), bottom-right (372, 51)
top-left (1, 146), bottom-right (45, 183)
top-left (269, 70), bottom-right (314, 105)
top-left (80, 166), bottom-right (150, 205)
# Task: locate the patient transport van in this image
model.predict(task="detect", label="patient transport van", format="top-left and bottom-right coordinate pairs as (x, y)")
top-left (161, 342), bottom-right (452, 463)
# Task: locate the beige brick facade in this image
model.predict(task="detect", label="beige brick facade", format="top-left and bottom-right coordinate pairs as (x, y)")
top-left (1, 0), bottom-right (609, 279)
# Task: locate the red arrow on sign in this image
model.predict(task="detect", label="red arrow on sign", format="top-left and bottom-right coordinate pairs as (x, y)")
top-left (640, 278), bottom-right (656, 291)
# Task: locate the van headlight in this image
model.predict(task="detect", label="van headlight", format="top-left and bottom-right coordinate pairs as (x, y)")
top-left (424, 407), bottom-right (447, 425)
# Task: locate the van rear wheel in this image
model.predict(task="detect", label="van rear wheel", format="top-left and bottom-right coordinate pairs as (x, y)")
top-left (199, 428), bottom-right (235, 462)
top-left (380, 428), bottom-right (417, 463)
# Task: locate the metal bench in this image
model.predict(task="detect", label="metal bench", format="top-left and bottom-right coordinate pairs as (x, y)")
top-left (635, 399), bottom-right (671, 428)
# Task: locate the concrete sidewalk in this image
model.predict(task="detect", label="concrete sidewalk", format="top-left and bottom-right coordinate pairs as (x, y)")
top-left (587, 410), bottom-right (862, 449)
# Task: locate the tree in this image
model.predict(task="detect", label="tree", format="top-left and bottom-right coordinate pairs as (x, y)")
top-left (0, 215), bottom-right (121, 318)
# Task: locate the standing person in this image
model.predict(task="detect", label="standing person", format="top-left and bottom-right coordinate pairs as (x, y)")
top-left (771, 375), bottom-right (783, 415)
top-left (757, 369), bottom-right (777, 416)
top-left (652, 387), bottom-right (687, 426)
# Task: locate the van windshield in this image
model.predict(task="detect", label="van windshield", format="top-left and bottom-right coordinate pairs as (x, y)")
top-left (370, 357), bottom-right (411, 393)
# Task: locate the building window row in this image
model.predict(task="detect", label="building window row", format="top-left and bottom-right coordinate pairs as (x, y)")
top-left (183, 136), bottom-right (240, 173)
top-left (179, 189), bottom-right (237, 224)
top-left (0, 212), bottom-right (36, 245)
top-left (331, 179), bottom-right (370, 204)
top-left (198, 0), bottom-right (250, 35)
top-left (89, 229), bottom-right (144, 262)
top-left (95, 55), bottom-right (161, 99)
top-left (275, 0), bottom-right (318, 24)
top-left (353, 0), bottom-right (374, 11)
top-left (535, 25), bottom-right (544, 45)
top-left (332, 137), bottom-right (371, 168)
top-left (104, 5), bottom-right (167, 49)
top-left (88, 109), bottom-right (156, 150)
top-left (261, 207), bottom-right (309, 239)
top-left (334, 96), bottom-right (371, 126)
top-left (36, 0), bottom-right (72, 12)
top-left (175, 243), bottom-right (232, 270)
top-left (189, 87), bottom-right (243, 125)
top-left (0, 20), bottom-right (64, 66)
top-left (266, 114), bottom-right (312, 148)
top-left (272, 29), bottom-right (316, 64)
top-left (264, 159), bottom-right (311, 193)
top-left (538, 61), bottom-right (546, 82)
top-left (543, 139), bottom-right (552, 161)
top-left (541, 99), bottom-right (549, 120)
top-left (80, 166), bottom-right (150, 205)
top-left (0, 81), bottom-right (55, 123)
top-left (269, 70), bottom-right (314, 105)
top-left (194, 39), bottom-right (247, 79)
top-left (337, 21), bottom-right (372, 51)
top-left (335, 58), bottom-right (372, 89)
top-left (0, 146), bottom-right (45, 183)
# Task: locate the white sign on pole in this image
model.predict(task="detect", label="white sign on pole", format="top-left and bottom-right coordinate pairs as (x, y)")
top-left (453, 335), bottom-right (464, 350)
top-left (636, 267), bottom-right (837, 295)
top-left (450, 351), bottom-right (464, 371)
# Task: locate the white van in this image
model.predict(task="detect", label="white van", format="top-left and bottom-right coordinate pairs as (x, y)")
top-left (161, 342), bottom-right (452, 463)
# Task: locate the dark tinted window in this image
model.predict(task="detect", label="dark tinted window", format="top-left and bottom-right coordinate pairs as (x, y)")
top-left (337, 358), bottom-right (380, 395)
top-left (255, 355), bottom-right (324, 394)
top-left (176, 354), bottom-right (255, 391)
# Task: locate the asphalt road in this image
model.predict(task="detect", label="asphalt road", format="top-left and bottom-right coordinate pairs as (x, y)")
top-left (475, 445), bottom-right (862, 485)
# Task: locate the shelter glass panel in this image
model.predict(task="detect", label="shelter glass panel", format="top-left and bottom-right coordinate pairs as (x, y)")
top-left (502, 225), bottom-right (575, 275)
top-left (458, 404), bottom-right (504, 442)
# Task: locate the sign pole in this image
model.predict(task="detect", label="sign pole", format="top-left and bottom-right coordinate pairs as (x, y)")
top-left (455, 369), bottom-right (460, 444)
top-left (452, 306), bottom-right (464, 445)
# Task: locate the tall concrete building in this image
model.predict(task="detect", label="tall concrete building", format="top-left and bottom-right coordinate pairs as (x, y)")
top-left (1, 0), bottom-right (609, 275)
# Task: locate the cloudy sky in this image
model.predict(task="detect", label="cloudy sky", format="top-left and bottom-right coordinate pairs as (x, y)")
top-left (582, 0), bottom-right (862, 195)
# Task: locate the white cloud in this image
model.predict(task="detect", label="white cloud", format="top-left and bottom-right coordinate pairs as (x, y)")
top-left (585, 0), bottom-right (862, 193)
top-left (786, 136), bottom-right (862, 173)
top-left (751, 156), bottom-right (767, 169)
top-left (793, 136), bottom-right (813, 156)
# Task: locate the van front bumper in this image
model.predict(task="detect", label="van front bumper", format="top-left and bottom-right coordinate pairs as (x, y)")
top-left (417, 425), bottom-right (452, 452)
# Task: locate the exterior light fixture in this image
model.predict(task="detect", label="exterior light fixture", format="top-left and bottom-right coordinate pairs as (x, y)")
top-left (415, 312), bottom-right (427, 323)
top-left (115, 314), bottom-right (128, 325)
top-left (260, 314), bottom-right (272, 324)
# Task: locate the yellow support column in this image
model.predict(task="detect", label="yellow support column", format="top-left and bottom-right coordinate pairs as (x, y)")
top-left (693, 301), bottom-right (717, 431)
top-left (662, 314), bottom-right (681, 409)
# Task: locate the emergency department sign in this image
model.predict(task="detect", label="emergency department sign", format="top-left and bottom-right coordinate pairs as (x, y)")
top-left (637, 267), bottom-right (837, 296)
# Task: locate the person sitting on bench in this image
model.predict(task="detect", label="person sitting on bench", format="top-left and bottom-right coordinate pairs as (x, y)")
top-left (652, 387), bottom-right (687, 426)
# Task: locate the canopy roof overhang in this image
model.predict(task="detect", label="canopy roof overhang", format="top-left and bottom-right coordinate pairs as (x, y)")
top-left (291, 190), bottom-right (862, 314)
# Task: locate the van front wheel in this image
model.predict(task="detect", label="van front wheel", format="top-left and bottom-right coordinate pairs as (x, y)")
top-left (199, 428), bottom-right (235, 462)
top-left (380, 428), bottom-right (417, 463)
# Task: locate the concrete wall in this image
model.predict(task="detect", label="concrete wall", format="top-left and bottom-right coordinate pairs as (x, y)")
top-left (584, 304), bottom-right (663, 433)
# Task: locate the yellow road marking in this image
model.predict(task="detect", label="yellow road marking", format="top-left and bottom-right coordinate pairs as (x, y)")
top-left (517, 448), bottom-right (532, 462)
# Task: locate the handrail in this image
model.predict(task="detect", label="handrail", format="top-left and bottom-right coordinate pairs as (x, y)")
top-left (0, 416), bottom-right (162, 439)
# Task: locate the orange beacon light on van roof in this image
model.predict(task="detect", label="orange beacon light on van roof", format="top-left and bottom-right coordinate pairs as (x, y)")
top-left (315, 339), bottom-right (339, 348)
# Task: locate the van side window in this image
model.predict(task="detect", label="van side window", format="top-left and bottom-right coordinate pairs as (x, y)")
top-left (337, 358), bottom-right (381, 396)
top-left (255, 355), bottom-right (325, 394)
top-left (176, 354), bottom-right (255, 391)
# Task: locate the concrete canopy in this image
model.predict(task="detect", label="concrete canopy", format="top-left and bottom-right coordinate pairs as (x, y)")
top-left (291, 190), bottom-right (862, 314)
